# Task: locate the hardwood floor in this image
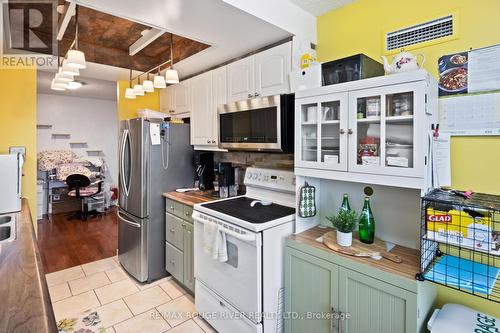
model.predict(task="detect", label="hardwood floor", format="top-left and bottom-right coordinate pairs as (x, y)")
top-left (37, 208), bottom-right (118, 274)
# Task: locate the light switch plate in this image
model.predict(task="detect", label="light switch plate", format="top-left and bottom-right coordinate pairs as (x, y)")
top-left (9, 146), bottom-right (26, 158)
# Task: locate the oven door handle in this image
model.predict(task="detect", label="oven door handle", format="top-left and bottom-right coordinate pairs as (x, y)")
top-left (193, 213), bottom-right (257, 243)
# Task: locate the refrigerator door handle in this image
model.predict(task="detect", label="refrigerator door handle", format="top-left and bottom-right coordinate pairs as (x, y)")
top-left (120, 129), bottom-right (130, 197)
top-left (117, 211), bottom-right (141, 228)
top-left (16, 154), bottom-right (20, 195)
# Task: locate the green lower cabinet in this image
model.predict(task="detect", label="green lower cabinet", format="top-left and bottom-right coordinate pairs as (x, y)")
top-left (285, 245), bottom-right (434, 333)
top-left (183, 222), bottom-right (194, 291)
top-left (285, 248), bottom-right (339, 333)
top-left (165, 199), bottom-right (195, 293)
top-left (339, 268), bottom-right (417, 333)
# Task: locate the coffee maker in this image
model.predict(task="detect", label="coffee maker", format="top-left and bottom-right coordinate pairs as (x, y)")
top-left (216, 162), bottom-right (236, 198)
top-left (195, 152), bottom-right (215, 191)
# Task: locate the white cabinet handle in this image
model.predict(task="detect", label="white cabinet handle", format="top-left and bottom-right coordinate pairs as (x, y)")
top-left (169, 228), bottom-right (175, 233)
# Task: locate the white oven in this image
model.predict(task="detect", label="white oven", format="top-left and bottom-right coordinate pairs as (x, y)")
top-left (193, 212), bottom-right (262, 319)
top-left (193, 168), bottom-right (296, 333)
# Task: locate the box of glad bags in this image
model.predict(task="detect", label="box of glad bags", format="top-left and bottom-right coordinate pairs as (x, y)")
top-left (426, 206), bottom-right (500, 255)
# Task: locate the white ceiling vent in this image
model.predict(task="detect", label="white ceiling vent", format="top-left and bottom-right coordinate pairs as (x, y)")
top-left (386, 15), bottom-right (454, 51)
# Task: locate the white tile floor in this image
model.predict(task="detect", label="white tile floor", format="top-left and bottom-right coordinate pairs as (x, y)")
top-left (46, 256), bottom-right (216, 333)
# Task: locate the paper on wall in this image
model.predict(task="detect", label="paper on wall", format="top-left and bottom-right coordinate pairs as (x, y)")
top-left (469, 45), bottom-right (500, 93)
top-left (431, 132), bottom-right (451, 187)
top-left (439, 93), bottom-right (500, 136)
top-left (150, 123), bottom-right (161, 145)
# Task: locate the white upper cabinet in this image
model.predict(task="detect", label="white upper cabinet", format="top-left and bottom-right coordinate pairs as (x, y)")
top-left (255, 41), bottom-right (291, 97)
top-left (190, 71), bottom-right (214, 146)
top-left (227, 41), bottom-right (292, 103)
top-left (295, 70), bottom-right (438, 190)
top-left (212, 65), bottom-right (227, 145)
top-left (227, 56), bottom-right (255, 103)
top-left (160, 85), bottom-right (174, 114)
top-left (173, 79), bottom-right (191, 115)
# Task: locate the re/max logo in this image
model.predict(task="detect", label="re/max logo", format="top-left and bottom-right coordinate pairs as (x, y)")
top-left (427, 214), bottom-right (452, 223)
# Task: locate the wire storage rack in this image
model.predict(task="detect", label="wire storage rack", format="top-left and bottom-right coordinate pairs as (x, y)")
top-left (417, 189), bottom-right (500, 303)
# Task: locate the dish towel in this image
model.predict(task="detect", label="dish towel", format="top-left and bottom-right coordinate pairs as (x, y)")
top-left (203, 222), bottom-right (228, 263)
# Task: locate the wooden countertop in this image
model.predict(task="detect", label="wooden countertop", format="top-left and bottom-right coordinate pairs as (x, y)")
top-left (288, 226), bottom-right (421, 281)
top-left (0, 199), bottom-right (57, 333)
top-left (163, 190), bottom-right (219, 206)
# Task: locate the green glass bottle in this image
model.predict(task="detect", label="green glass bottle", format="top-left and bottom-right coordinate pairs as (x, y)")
top-left (340, 193), bottom-right (351, 212)
top-left (358, 197), bottom-right (375, 244)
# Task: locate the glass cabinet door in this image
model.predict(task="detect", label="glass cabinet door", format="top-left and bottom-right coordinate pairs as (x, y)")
top-left (348, 83), bottom-right (424, 177)
top-left (299, 101), bottom-right (319, 163)
top-left (297, 93), bottom-right (348, 171)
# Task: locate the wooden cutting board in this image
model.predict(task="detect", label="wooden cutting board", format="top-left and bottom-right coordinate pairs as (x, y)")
top-left (322, 231), bottom-right (403, 263)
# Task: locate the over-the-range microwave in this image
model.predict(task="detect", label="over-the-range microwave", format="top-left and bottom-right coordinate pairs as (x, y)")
top-left (218, 94), bottom-right (294, 152)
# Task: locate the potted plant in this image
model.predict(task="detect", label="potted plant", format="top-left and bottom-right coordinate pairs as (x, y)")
top-left (326, 209), bottom-right (358, 247)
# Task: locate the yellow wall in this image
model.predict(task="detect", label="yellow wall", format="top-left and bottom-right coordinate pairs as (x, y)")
top-left (117, 81), bottom-right (160, 120)
top-left (0, 67), bottom-right (37, 218)
top-left (318, 0), bottom-right (500, 316)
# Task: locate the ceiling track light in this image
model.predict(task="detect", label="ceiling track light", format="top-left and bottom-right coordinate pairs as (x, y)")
top-left (66, 5), bottom-right (86, 69)
top-left (133, 74), bottom-right (145, 96)
top-left (166, 33), bottom-right (179, 84)
top-left (52, 5), bottom-right (86, 91)
top-left (153, 66), bottom-right (166, 88)
top-left (51, 78), bottom-right (67, 91)
top-left (123, 32), bottom-right (181, 99)
top-left (142, 73), bottom-right (154, 93)
top-left (66, 81), bottom-right (83, 90)
top-left (125, 69), bottom-right (136, 99)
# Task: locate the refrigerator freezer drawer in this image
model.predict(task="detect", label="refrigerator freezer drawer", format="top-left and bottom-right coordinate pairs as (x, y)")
top-left (118, 209), bottom-right (148, 282)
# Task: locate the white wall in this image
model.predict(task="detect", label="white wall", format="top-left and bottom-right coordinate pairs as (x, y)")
top-left (37, 94), bottom-right (118, 184)
top-left (296, 176), bottom-right (421, 249)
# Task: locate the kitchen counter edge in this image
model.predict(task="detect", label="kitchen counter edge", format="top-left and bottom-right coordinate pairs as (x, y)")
top-left (163, 191), bottom-right (219, 206)
top-left (0, 199), bottom-right (57, 333)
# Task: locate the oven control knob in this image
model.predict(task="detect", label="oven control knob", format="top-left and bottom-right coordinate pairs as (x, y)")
top-left (252, 173), bottom-right (258, 180)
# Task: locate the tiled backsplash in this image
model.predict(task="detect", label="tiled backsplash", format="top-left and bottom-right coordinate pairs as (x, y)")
top-left (214, 152), bottom-right (293, 170)
top-left (214, 152), bottom-right (294, 190)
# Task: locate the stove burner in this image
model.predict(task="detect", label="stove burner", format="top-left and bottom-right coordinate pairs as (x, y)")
top-left (201, 197), bottom-right (295, 224)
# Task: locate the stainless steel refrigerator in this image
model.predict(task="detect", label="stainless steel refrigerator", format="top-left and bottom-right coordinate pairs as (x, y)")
top-left (118, 118), bottom-right (193, 283)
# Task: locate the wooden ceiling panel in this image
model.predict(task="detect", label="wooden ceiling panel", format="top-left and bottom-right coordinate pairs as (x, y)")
top-left (9, 2), bottom-right (209, 72)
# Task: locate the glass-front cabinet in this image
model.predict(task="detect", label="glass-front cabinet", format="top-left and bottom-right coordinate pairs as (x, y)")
top-left (295, 71), bottom-right (436, 189)
top-left (349, 82), bottom-right (424, 177)
top-left (296, 93), bottom-right (348, 171)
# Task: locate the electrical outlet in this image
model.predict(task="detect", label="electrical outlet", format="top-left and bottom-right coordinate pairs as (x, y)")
top-left (9, 146), bottom-right (26, 159)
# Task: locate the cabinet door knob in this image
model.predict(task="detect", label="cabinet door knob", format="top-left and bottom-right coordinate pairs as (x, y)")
top-left (247, 94), bottom-right (253, 98)
top-left (169, 228), bottom-right (175, 233)
top-left (207, 140), bottom-right (211, 144)
top-left (212, 140), bottom-right (216, 144)
top-left (340, 129), bottom-right (346, 134)
top-left (254, 92), bottom-right (260, 97)
top-left (348, 128), bottom-right (353, 135)
top-left (170, 206), bottom-right (174, 210)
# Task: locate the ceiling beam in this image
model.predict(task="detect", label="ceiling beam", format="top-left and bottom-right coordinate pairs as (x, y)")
top-left (57, 2), bottom-right (76, 41)
top-left (129, 28), bottom-right (165, 56)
